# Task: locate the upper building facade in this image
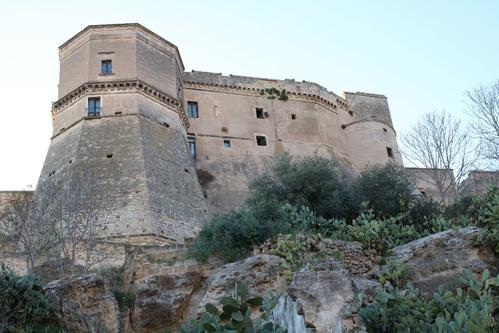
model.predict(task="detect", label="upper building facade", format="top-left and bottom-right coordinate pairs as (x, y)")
top-left (35, 23), bottom-right (403, 244)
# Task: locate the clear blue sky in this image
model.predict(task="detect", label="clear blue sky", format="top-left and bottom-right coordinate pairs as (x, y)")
top-left (1, 0), bottom-right (498, 189)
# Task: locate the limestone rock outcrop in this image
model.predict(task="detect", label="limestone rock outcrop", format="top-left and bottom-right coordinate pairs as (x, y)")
top-left (288, 259), bottom-right (354, 333)
top-left (44, 274), bottom-right (120, 333)
top-left (387, 227), bottom-right (498, 293)
top-left (195, 254), bottom-right (288, 315)
top-left (131, 270), bottom-right (203, 333)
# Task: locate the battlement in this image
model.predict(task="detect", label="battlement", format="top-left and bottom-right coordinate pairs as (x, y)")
top-left (184, 70), bottom-right (349, 111)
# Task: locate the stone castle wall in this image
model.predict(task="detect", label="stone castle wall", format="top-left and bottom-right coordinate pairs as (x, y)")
top-left (13, 23), bottom-right (404, 245)
top-left (183, 72), bottom-right (401, 212)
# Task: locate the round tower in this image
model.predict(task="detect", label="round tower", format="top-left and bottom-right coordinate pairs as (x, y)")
top-left (342, 92), bottom-right (403, 171)
top-left (36, 24), bottom-right (207, 245)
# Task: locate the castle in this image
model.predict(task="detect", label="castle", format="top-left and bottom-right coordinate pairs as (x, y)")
top-left (36, 23), bottom-right (403, 246)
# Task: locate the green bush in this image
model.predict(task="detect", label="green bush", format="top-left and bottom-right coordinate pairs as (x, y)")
top-left (359, 269), bottom-right (499, 333)
top-left (248, 153), bottom-right (352, 220)
top-left (181, 283), bottom-right (284, 333)
top-left (478, 186), bottom-right (499, 254)
top-left (351, 163), bottom-right (414, 217)
top-left (189, 204), bottom-right (289, 262)
top-left (0, 266), bottom-right (52, 332)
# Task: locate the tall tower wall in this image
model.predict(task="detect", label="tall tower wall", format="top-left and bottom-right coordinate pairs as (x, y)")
top-left (342, 92), bottom-right (403, 171)
top-left (36, 24), bottom-right (207, 245)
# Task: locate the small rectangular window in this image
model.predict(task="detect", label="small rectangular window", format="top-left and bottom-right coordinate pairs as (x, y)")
top-left (256, 107), bottom-right (264, 119)
top-left (386, 147), bottom-right (394, 158)
top-left (291, 114), bottom-right (296, 120)
top-left (256, 135), bottom-right (267, 146)
top-left (87, 97), bottom-right (101, 117)
top-left (188, 137), bottom-right (196, 158)
top-left (101, 60), bottom-right (112, 74)
top-left (223, 139), bottom-right (231, 148)
top-left (187, 101), bottom-right (199, 118)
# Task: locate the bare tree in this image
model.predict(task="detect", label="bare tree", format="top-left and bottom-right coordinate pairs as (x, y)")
top-left (0, 190), bottom-right (57, 271)
top-left (466, 80), bottom-right (499, 164)
top-left (37, 168), bottom-right (107, 274)
top-left (0, 169), bottom-right (109, 275)
top-left (401, 111), bottom-right (479, 203)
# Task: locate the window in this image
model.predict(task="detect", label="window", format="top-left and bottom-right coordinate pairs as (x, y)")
top-left (255, 107), bottom-right (264, 119)
top-left (223, 139), bottom-right (231, 148)
top-left (386, 147), bottom-right (394, 158)
top-left (101, 60), bottom-right (112, 74)
top-left (256, 135), bottom-right (267, 146)
top-left (383, 128), bottom-right (387, 132)
top-left (291, 114), bottom-right (296, 120)
top-left (188, 137), bottom-right (196, 158)
top-left (87, 97), bottom-right (101, 117)
top-left (187, 101), bottom-right (199, 118)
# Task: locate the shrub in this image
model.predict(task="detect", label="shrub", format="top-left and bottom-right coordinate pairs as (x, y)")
top-left (478, 186), bottom-right (499, 254)
top-left (248, 153), bottom-right (352, 220)
top-left (406, 197), bottom-right (443, 232)
top-left (181, 282), bottom-right (284, 333)
top-left (0, 266), bottom-right (52, 332)
top-left (359, 269), bottom-right (499, 333)
top-left (351, 163), bottom-right (414, 217)
top-left (189, 204), bottom-right (289, 262)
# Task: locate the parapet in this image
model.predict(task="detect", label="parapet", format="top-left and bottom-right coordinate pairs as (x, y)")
top-left (184, 71), bottom-right (349, 111)
top-left (343, 91), bottom-right (394, 128)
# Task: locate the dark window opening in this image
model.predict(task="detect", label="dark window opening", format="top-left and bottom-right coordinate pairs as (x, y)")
top-left (184, 168), bottom-right (190, 173)
top-left (383, 128), bottom-right (387, 132)
top-left (291, 114), bottom-right (296, 120)
top-left (188, 137), bottom-right (196, 158)
top-left (224, 139), bottom-right (231, 148)
top-left (87, 97), bottom-right (101, 117)
top-left (386, 147), bottom-right (394, 158)
top-left (106, 154), bottom-right (113, 158)
top-left (114, 111), bottom-right (122, 115)
top-left (101, 60), bottom-right (112, 74)
top-left (68, 160), bottom-right (72, 164)
top-left (187, 101), bottom-right (199, 118)
top-left (256, 135), bottom-right (267, 146)
top-left (256, 107), bottom-right (264, 119)
top-left (162, 122), bottom-right (170, 128)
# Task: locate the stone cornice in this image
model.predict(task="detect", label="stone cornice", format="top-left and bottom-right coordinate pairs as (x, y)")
top-left (183, 81), bottom-right (350, 114)
top-left (52, 79), bottom-right (189, 128)
top-left (341, 119), bottom-right (396, 133)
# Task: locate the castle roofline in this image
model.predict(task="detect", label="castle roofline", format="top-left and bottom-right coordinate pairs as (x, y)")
top-left (59, 23), bottom-right (185, 70)
top-left (184, 70), bottom-right (348, 104)
top-left (343, 91), bottom-right (387, 99)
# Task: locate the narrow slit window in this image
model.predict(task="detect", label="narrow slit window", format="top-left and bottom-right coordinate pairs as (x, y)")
top-left (187, 101), bottom-right (199, 118)
top-left (291, 114), bottom-right (296, 120)
top-left (256, 135), bottom-right (267, 146)
top-left (223, 139), bottom-right (231, 148)
top-left (255, 107), bottom-right (264, 119)
top-left (386, 147), bottom-right (394, 158)
top-left (188, 137), bottom-right (196, 158)
top-left (101, 60), bottom-right (112, 74)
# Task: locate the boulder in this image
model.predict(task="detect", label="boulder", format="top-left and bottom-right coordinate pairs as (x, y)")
top-left (288, 259), bottom-right (354, 333)
top-left (44, 274), bottom-right (119, 333)
top-left (131, 270), bottom-right (202, 333)
top-left (195, 254), bottom-right (288, 315)
top-left (387, 227), bottom-right (498, 293)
